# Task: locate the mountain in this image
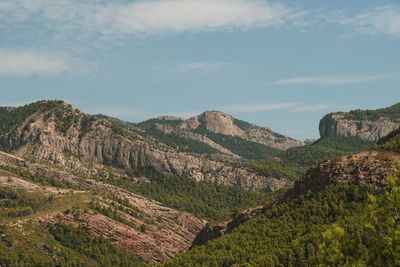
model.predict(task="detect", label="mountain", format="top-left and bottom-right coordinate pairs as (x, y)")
top-left (102, 110), bottom-right (304, 160)
top-left (319, 103), bottom-right (400, 141)
top-left (0, 100), bottom-right (287, 192)
top-left (0, 100), bottom-right (275, 264)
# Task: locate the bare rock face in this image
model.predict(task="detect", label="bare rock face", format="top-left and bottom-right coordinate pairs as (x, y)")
top-left (319, 110), bottom-right (400, 142)
top-left (0, 101), bottom-right (287, 192)
top-left (180, 111), bottom-right (304, 150)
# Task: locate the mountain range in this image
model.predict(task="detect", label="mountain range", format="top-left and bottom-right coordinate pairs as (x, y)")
top-left (0, 100), bottom-right (399, 265)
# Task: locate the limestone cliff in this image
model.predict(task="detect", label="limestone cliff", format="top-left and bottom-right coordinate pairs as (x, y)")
top-left (180, 111), bottom-right (304, 150)
top-left (319, 103), bottom-right (400, 142)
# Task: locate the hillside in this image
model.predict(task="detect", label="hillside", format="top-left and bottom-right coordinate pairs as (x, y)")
top-left (163, 127), bottom-right (400, 266)
top-left (241, 135), bottom-right (373, 181)
top-left (0, 150), bottom-right (205, 264)
top-left (319, 103), bottom-right (400, 141)
top-left (101, 111), bottom-right (304, 160)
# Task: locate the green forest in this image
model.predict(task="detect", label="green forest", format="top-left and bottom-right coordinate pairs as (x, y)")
top-left (101, 169), bottom-right (263, 222)
top-left (162, 174), bottom-right (399, 266)
top-left (243, 135), bottom-right (373, 180)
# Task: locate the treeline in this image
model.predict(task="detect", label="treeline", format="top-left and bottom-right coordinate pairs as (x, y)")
top-left (344, 102), bottom-right (400, 121)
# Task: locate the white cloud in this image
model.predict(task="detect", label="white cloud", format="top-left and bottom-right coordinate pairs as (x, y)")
top-left (0, 49), bottom-right (69, 77)
top-left (177, 62), bottom-right (232, 72)
top-left (0, 0), bottom-right (305, 39)
top-left (272, 74), bottom-right (391, 85)
top-left (340, 5), bottom-right (400, 37)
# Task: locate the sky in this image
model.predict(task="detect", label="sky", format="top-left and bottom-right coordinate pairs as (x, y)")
top-left (0, 0), bottom-right (399, 140)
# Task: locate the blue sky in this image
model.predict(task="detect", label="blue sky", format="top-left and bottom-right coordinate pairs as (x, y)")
top-left (0, 0), bottom-right (399, 140)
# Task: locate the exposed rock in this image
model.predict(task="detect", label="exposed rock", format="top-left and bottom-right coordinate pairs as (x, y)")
top-left (0, 101), bottom-right (287, 192)
top-left (319, 110), bottom-right (400, 142)
top-left (286, 150), bottom-right (399, 199)
top-left (180, 111), bottom-right (304, 150)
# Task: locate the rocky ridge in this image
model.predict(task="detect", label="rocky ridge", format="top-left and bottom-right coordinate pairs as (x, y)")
top-left (0, 101), bottom-right (287, 192)
top-left (179, 111), bottom-right (304, 150)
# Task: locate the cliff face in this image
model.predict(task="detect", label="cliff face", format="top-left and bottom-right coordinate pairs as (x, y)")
top-left (0, 101), bottom-right (287, 192)
top-left (319, 104), bottom-right (400, 142)
top-left (180, 111), bottom-right (304, 150)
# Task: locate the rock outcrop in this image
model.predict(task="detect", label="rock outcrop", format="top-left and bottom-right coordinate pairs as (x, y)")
top-left (285, 150), bottom-right (399, 199)
top-left (180, 111), bottom-right (304, 150)
top-left (319, 103), bottom-right (400, 142)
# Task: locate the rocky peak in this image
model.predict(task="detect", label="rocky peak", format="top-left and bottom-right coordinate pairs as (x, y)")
top-left (180, 111), bottom-right (245, 137)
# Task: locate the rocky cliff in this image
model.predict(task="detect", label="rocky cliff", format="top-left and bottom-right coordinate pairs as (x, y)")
top-left (319, 103), bottom-right (400, 142)
top-left (180, 111), bottom-right (304, 150)
top-left (0, 100), bottom-right (287, 192)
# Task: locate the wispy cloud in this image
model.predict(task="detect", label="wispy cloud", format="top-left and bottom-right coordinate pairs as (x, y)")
top-left (290, 104), bottom-right (337, 112)
top-left (272, 74), bottom-right (391, 85)
top-left (339, 5), bottom-right (400, 37)
top-left (177, 62), bottom-right (232, 72)
top-left (0, 49), bottom-right (69, 77)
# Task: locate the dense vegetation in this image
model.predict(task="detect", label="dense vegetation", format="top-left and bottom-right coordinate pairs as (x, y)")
top-left (342, 102), bottom-right (400, 121)
top-left (0, 222), bottom-right (144, 266)
top-left (0, 186), bottom-right (49, 218)
top-left (319, 164), bottom-right (400, 266)
top-left (100, 168), bottom-right (263, 222)
top-left (50, 223), bottom-right (144, 266)
top-left (244, 136), bottom-right (373, 180)
top-left (162, 182), bottom-right (376, 266)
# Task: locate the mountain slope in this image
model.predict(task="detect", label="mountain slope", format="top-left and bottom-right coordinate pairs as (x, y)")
top-left (319, 103), bottom-right (400, 141)
top-left (0, 150), bottom-right (205, 263)
top-left (0, 100), bottom-right (287, 192)
top-left (164, 128), bottom-right (400, 266)
top-left (104, 110), bottom-right (304, 160)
